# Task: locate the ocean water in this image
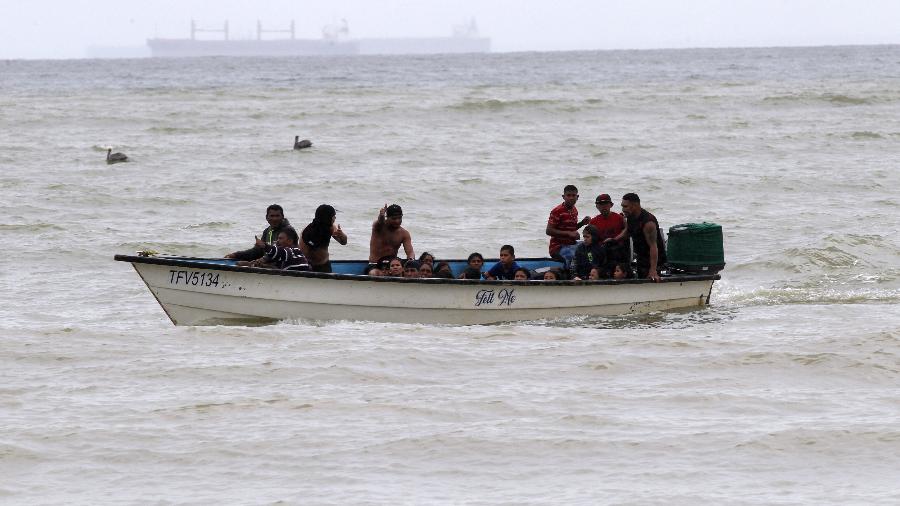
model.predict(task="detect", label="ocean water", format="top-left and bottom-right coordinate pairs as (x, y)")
top-left (1, 46), bottom-right (899, 504)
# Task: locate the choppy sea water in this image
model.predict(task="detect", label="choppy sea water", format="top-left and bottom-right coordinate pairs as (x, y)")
top-left (1, 46), bottom-right (899, 504)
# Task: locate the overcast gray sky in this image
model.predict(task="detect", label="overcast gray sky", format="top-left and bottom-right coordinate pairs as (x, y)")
top-left (1, 0), bottom-right (898, 59)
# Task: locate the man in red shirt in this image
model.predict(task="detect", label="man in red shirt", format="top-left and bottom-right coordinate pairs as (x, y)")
top-left (589, 193), bottom-right (625, 242)
top-left (589, 193), bottom-right (628, 275)
top-left (546, 184), bottom-right (590, 266)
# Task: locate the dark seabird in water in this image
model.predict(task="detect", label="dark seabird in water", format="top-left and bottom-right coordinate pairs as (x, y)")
top-left (294, 136), bottom-right (312, 150)
top-left (106, 148), bottom-right (129, 164)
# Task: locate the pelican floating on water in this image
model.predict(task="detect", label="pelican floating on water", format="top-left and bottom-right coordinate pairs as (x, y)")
top-left (106, 148), bottom-right (129, 164)
top-left (293, 136), bottom-right (312, 150)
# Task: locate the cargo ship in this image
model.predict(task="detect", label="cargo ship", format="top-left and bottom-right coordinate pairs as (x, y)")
top-left (147, 18), bottom-right (490, 57)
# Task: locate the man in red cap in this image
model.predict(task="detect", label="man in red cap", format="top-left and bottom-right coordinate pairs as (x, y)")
top-left (589, 193), bottom-right (625, 244)
top-left (589, 193), bottom-right (628, 276)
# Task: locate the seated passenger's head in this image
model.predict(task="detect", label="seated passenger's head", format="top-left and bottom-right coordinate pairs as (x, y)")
top-left (595, 193), bottom-right (613, 215)
top-left (582, 224), bottom-right (599, 246)
top-left (562, 184), bottom-right (579, 208)
top-left (367, 267), bottom-right (382, 277)
top-left (418, 252), bottom-right (434, 266)
top-left (276, 227), bottom-right (299, 247)
top-left (434, 261), bottom-right (453, 277)
top-left (462, 267), bottom-right (482, 279)
top-left (613, 263), bottom-right (629, 280)
top-left (543, 269), bottom-right (559, 281)
top-left (467, 252), bottom-right (484, 270)
top-left (266, 204), bottom-right (285, 228)
top-left (388, 257), bottom-right (404, 276)
top-left (514, 268), bottom-right (530, 281)
top-left (403, 260), bottom-right (420, 278)
top-left (418, 262), bottom-right (433, 277)
top-left (589, 267), bottom-right (601, 280)
top-left (499, 245), bottom-right (515, 265)
top-left (433, 269), bottom-right (454, 279)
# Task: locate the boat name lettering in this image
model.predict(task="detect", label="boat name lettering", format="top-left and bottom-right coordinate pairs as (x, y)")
top-left (169, 270), bottom-right (219, 287)
top-left (474, 288), bottom-right (516, 307)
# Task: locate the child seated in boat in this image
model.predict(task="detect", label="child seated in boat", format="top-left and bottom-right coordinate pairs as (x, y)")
top-left (542, 269), bottom-right (561, 281)
top-left (514, 268), bottom-right (530, 281)
top-left (461, 267), bottom-right (482, 279)
top-left (434, 261), bottom-right (454, 278)
top-left (238, 228), bottom-right (308, 270)
top-left (589, 267), bottom-right (601, 280)
top-left (485, 245), bottom-right (521, 280)
top-left (612, 263), bottom-right (630, 280)
top-left (572, 224), bottom-right (607, 280)
top-left (458, 252), bottom-right (485, 279)
top-left (418, 262), bottom-right (434, 278)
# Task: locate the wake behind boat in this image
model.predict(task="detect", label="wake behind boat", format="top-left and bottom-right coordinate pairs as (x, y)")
top-left (114, 253), bottom-right (721, 326)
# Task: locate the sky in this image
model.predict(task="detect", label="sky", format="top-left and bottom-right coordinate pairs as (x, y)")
top-left (1, 0), bottom-right (898, 59)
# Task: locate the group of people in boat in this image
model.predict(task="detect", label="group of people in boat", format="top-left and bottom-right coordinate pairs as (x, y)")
top-left (223, 185), bottom-right (666, 282)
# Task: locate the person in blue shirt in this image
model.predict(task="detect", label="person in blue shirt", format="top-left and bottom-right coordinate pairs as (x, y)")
top-left (485, 245), bottom-right (521, 280)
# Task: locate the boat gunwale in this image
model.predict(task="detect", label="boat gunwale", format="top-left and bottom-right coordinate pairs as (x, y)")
top-left (114, 254), bottom-right (721, 286)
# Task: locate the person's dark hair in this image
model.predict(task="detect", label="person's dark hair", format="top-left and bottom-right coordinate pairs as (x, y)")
top-left (266, 204), bottom-right (284, 214)
top-left (615, 262), bottom-right (632, 278)
top-left (582, 224), bottom-right (599, 241)
top-left (500, 244), bottom-right (515, 256)
top-left (279, 227), bottom-right (299, 246)
top-left (622, 192), bottom-right (640, 203)
top-left (462, 267), bottom-right (482, 279)
top-left (467, 252), bottom-right (484, 263)
top-left (302, 204), bottom-right (336, 249)
top-left (386, 204), bottom-right (403, 217)
top-left (403, 260), bottom-right (420, 270)
top-left (514, 267), bottom-right (530, 279)
top-left (419, 252), bottom-right (434, 264)
top-left (434, 269), bottom-right (454, 279)
top-left (434, 261), bottom-right (453, 277)
top-left (563, 184), bottom-right (578, 194)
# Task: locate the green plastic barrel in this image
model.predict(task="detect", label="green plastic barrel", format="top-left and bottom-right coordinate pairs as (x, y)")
top-left (666, 222), bottom-right (725, 273)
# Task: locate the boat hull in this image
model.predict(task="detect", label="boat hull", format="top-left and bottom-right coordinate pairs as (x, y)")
top-left (117, 256), bottom-right (718, 326)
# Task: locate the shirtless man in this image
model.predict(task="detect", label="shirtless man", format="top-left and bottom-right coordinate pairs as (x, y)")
top-left (368, 204), bottom-right (414, 263)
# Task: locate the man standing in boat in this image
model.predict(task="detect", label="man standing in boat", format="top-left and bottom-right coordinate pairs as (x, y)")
top-left (608, 193), bottom-right (667, 282)
top-left (226, 204), bottom-right (292, 262)
top-left (369, 204), bottom-right (414, 265)
top-left (546, 185), bottom-right (590, 266)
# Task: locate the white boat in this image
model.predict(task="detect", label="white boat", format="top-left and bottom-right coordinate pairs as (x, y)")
top-left (115, 255), bottom-right (720, 326)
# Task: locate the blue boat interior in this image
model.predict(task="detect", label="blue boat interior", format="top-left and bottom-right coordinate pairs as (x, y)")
top-left (163, 257), bottom-right (565, 277)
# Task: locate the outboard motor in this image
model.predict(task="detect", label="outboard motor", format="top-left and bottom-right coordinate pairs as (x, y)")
top-left (666, 222), bottom-right (725, 274)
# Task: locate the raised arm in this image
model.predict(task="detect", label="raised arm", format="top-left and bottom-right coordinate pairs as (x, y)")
top-left (332, 224), bottom-right (348, 245)
top-left (372, 204), bottom-right (386, 232)
top-left (402, 230), bottom-right (414, 259)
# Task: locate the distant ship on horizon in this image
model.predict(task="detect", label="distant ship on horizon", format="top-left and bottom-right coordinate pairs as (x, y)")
top-left (146, 18), bottom-right (490, 57)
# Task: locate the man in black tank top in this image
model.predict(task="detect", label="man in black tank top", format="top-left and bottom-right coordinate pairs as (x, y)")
top-left (607, 193), bottom-right (667, 282)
